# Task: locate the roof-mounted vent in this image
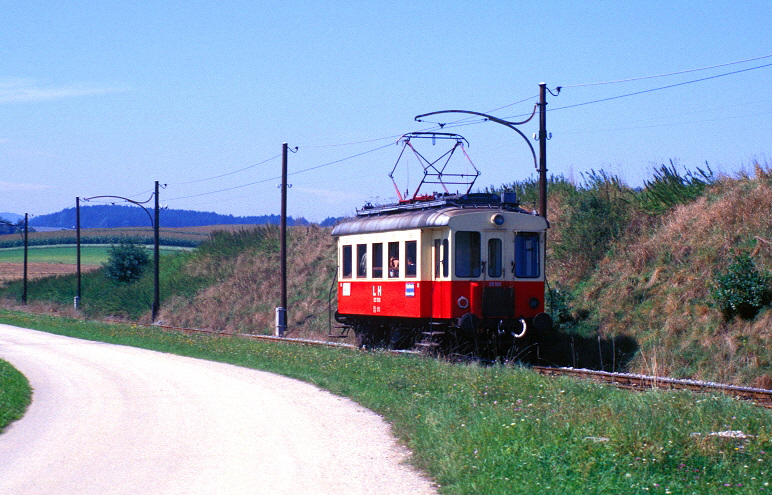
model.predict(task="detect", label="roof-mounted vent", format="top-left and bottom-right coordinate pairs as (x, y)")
top-left (501, 192), bottom-right (518, 205)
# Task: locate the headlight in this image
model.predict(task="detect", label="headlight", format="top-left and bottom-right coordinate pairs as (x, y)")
top-left (490, 213), bottom-right (505, 226)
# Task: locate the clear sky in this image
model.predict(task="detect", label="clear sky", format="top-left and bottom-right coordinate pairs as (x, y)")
top-left (1, 1), bottom-right (770, 222)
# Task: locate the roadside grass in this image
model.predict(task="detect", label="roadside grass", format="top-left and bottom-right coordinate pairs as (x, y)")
top-left (1, 309), bottom-right (770, 494)
top-left (0, 358), bottom-right (31, 434)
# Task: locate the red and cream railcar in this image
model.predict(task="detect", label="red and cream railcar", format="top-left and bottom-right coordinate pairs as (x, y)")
top-left (331, 194), bottom-right (552, 353)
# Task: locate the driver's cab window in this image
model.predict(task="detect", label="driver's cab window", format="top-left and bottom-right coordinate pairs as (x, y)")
top-left (515, 232), bottom-right (540, 278)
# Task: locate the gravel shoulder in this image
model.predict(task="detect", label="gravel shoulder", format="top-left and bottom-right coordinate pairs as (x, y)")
top-left (0, 324), bottom-right (437, 495)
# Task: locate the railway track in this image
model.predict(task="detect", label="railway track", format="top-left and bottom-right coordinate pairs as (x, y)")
top-left (533, 366), bottom-right (772, 409)
top-left (132, 321), bottom-right (772, 409)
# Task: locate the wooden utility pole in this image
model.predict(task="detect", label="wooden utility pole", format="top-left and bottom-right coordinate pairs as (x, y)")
top-left (22, 213), bottom-right (28, 305)
top-left (538, 82), bottom-right (548, 220)
top-left (277, 142), bottom-right (288, 337)
top-left (152, 180), bottom-right (160, 322)
top-left (76, 197), bottom-right (81, 309)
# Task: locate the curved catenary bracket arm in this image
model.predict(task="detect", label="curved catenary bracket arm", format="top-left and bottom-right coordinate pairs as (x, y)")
top-left (83, 195), bottom-right (155, 227)
top-left (415, 109), bottom-right (539, 172)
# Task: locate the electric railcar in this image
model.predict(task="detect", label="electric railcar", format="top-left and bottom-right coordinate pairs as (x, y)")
top-left (332, 192), bottom-right (552, 355)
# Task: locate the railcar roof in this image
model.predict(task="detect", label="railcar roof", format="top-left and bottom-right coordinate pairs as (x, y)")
top-left (331, 206), bottom-right (545, 236)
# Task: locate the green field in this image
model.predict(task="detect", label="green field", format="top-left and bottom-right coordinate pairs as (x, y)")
top-left (0, 245), bottom-right (185, 265)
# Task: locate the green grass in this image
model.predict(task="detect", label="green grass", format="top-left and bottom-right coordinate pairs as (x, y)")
top-left (0, 358), bottom-right (31, 434)
top-left (1, 309), bottom-right (770, 494)
top-left (0, 245), bottom-right (186, 265)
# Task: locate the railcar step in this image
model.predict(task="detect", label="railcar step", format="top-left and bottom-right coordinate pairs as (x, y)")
top-left (421, 331), bottom-right (446, 336)
top-left (328, 325), bottom-right (351, 338)
top-left (415, 342), bottom-right (440, 347)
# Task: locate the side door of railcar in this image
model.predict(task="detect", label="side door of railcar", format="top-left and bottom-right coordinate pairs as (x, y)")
top-left (482, 230), bottom-right (515, 318)
top-left (431, 230), bottom-right (451, 319)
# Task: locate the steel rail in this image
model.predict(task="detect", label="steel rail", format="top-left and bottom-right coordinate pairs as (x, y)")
top-left (533, 366), bottom-right (772, 409)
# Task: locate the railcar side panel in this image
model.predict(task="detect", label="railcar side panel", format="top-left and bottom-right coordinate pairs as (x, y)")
top-left (338, 279), bottom-right (545, 321)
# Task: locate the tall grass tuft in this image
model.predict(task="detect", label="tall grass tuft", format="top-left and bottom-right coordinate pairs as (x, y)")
top-left (551, 170), bottom-right (634, 281)
top-left (638, 160), bottom-right (715, 215)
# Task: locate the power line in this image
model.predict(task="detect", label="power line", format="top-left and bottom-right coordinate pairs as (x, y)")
top-left (170, 153), bottom-right (282, 185)
top-left (560, 108), bottom-right (772, 135)
top-left (551, 62), bottom-right (772, 112)
top-left (563, 53), bottom-right (772, 88)
top-left (289, 142), bottom-right (395, 176)
top-left (165, 141), bottom-right (397, 203)
top-left (298, 134), bottom-right (401, 148)
top-left (166, 176), bottom-right (280, 202)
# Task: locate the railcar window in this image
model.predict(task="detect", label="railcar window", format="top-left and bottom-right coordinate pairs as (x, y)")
top-left (405, 240), bottom-right (417, 277)
top-left (388, 242), bottom-right (399, 278)
top-left (488, 238), bottom-right (503, 277)
top-left (342, 245), bottom-right (352, 278)
top-left (372, 243), bottom-right (383, 278)
top-left (455, 231), bottom-right (481, 278)
top-left (442, 239), bottom-right (449, 277)
top-left (357, 244), bottom-right (367, 278)
top-left (434, 240), bottom-right (441, 278)
top-left (515, 232), bottom-right (540, 278)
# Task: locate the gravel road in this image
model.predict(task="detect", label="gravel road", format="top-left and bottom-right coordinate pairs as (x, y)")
top-left (0, 324), bottom-right (438, 495)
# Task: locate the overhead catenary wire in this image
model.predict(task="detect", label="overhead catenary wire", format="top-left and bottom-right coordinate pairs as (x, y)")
top-left (170, 153), bottom-right (282, 185)
top-left (165, 141), bottom-right (396, 203)
top-left (563, 53), bottom-right (772, 88)
top-left (551, 62), bottom-right (772, 113)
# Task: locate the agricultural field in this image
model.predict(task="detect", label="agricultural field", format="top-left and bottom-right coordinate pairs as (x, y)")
top-left (0, 245), bottom-right (183, 285)
top-left (0, 224), bottom-right (260, 249)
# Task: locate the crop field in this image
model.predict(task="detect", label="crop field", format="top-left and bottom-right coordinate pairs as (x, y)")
top-left (0, 224), bottom-right (265, 249)
top-left (0, 246), bottom-right (110, 265)
top-left (0, 245), bottom-right (182, 285)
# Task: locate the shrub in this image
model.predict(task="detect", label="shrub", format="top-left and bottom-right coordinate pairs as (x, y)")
top-left (711, 251), bottom-right (772, 320)
top-left (104, 241), bottom-right (151, 283)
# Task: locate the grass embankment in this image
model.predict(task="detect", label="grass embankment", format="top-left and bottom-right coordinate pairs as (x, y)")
top-left (0, 358), bottom-right (31, 434)
top-left (157, 224), bottom-right (336, 337)
top-left (541, 164), bottom-right (772, 387)
top-left (1, 309), bottom-right (770, 494)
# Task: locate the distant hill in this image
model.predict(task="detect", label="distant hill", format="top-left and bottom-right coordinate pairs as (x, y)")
top-left (26, 205), bottom-right (341, 229)
top-left (0, 212), bottom-right (23, 223)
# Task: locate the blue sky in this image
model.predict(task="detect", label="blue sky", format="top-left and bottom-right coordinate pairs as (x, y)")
top-left (1, 1), bottom-right (770, 222)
